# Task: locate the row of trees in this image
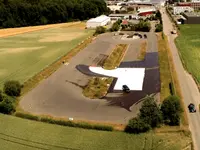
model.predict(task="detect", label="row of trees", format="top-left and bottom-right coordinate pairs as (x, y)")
top-left (155, 10), bottom-right (163, 32)
top-left (125, 95), bottom-right (182, 134)
top-left (0, 80), bottom-right (22, 114)
top-left (0, 0), bottom-right (108, 28)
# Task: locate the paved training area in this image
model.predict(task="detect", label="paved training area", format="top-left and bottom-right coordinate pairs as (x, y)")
top-left (20, 32), bottom-right (160, 124)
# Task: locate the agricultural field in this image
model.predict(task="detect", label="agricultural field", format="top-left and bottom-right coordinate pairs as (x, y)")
top-left (175, 25), bottom-right (200, 84)
top-left (0, 22), bottom-right (93, 87)
top-left (0, 114), bottom-right (191, 150)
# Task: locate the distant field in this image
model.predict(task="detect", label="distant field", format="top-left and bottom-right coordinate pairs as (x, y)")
top-left (175, 25), bottom-right (200, 84)
top-left (0, 114), bottom-right (191, 150)
top-left (0, 22), bottom-right (93, 87)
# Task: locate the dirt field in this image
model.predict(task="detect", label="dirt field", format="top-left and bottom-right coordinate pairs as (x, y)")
top-left (0, 22), bottom-right (93, 87)
top-left (0, 22), bottom-right (81, 38)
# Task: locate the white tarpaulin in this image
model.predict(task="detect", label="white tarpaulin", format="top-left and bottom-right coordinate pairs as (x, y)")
top-left (89, 67), bottom-right (145, 91)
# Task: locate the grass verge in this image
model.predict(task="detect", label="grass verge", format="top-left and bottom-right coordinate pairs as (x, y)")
top-left (160, 33), bottom-right (188, 126)
top-left (157, 33), bottom-right (172, 101)
top-left (83, 44), bottom-right (128, 99)
top-left (20, 36), bottom-right (94, 96)
top-left (137, 41), bottom-right (147, 60)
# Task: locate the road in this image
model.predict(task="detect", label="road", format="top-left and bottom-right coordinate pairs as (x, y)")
top-left (161, 7), bottom-right (200, 150)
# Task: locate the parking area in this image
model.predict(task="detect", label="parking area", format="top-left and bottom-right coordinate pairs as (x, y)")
top-left (20, 32), bottom-right (159, 124)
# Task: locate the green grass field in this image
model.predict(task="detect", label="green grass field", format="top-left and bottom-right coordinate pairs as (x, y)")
top-left (0, 23), bottom-right (93, 87)
top-left (175, 25), bottom-right (200, 84)
top-left (0, 114), bottom-right (191, 150)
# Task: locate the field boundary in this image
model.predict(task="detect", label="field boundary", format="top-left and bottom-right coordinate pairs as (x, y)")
top-left (164, 33), bottom-right (189, 126)
top-left (0, 21), bottom-right (81, 38)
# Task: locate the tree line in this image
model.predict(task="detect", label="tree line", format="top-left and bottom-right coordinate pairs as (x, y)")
top-left (0, 0), bottom-right (108, 28)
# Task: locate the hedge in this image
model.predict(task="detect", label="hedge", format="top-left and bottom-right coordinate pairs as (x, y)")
top-left (15, 112), bottom-right (114, 131)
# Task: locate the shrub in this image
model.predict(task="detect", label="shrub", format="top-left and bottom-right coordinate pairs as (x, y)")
top-left (134, 20), bottom-right (151, 32)
top-left (124, 117), bottom-right (151, 134)
top-left (0, 95), bottom-right (15, 114)
top-left (155, 24), bottom-right (163, 32)
top-left (4, 80), bottom-right (22, 97)
top-left (161, 95), bottom-right (182, 126)
top-left (15, 112), bottom-right (39, 121)
top-left (94, 26), bottom-right (106, 35)
top-left (0, 90), bottom-right (3, 102)
top-left (110, 22), bottom-right (120, 32)
top-left (139, 96), bottom-right (163, 128)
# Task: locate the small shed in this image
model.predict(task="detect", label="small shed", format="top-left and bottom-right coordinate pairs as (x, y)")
top-left (86, 15), bottom-right (111, 28)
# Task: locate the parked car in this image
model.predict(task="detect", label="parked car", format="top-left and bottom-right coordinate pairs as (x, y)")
top-left (122, 85), bottom-right (130, 93)
top-left (171, 30), bottom-right (177, 34)
top-left (188, 103), bottom-right (196, 113)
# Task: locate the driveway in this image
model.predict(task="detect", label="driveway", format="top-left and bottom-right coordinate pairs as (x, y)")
top-left (20, 32), bottom-right (159, 124)
top-left (161, 7), bottom-right (200, 150)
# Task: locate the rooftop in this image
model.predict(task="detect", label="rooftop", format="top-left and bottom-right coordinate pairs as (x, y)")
top-left (184, 12), bottom-right (200, 17)
top-left (87, 15), bottom-right (110, 23)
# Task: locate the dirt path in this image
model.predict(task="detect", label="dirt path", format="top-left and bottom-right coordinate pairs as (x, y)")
top-left (0, 22), bottom-right (81, 38)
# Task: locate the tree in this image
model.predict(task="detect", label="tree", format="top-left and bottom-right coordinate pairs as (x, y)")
top-left (139, 96), bottom-right (163, 128)
top-left (0, 90), bottom-right (3, 102)
top-left (124, 117), bottom-right (150, 134)
top-left (0, 95), bottom-right (15, 114)
top-left (4, 80), bottom-right (22, 97)
top-left (110, 22), bottom-right (120, 32)
top-left (94, 26), bottom-right (106, 35)
top-left (155, 24), bottom-right (163, 32)
top-left (161, 95), bottom-right (183, 126)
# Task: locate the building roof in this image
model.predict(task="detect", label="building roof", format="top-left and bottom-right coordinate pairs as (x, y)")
top-left (87, 15), bottom-right (110, 23)
top-left (109, 14), bottom-right (137, 17)
top-left (184, 12), bottom-right (200, 17)
top-left (137, 7), bottom-right (156, 13)
top-left (107, 5), bottom-right (122, 11)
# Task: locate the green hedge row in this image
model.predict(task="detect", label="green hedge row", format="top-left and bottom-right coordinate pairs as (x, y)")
top-left (166, 7), bottom-right (180, 30)
top-left (15, 112), bottom-right (114, 131)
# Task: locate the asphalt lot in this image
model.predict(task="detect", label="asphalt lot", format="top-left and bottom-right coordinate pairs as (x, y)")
top-left (20, 32), bottom-right (159, 124)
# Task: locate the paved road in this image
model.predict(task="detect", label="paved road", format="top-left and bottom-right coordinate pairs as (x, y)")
top-left (161, 7), bottom-right (200, 150)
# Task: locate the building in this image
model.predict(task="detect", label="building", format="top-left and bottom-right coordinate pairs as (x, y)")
top-left (182, 12), bottom-right (200, 24)
top-left (107, 5), bottom-right (123, 11)
top-left (177, 2), bottom-right (200, 10)
top-left (109, 14), bottom-right (139, 20)
top-left (86, 15), bottom-right (111, 28)
top-left (173, 6), bottom-right (194, 15)
top-left (137, 7), bottom-right (156, 16)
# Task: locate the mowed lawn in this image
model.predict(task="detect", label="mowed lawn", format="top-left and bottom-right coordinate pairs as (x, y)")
top-left (0, 114), bottom-right (191, 150)
top-left (175, 25), bottom-right (200, 83)
top-left (0, 23), bottom-right (93, 87)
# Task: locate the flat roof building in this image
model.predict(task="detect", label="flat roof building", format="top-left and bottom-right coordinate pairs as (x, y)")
top-left (182, 12), bottom-right (200, 24)
top-left (86, 15), bottom-right (111, 28)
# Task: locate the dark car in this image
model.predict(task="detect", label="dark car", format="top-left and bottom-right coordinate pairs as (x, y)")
top-left (188, 103), bottom-right (196, 113)
top-left (122, 85), bottom-right (130, 93)
top-left (144, 34), bottom-right (147, 38)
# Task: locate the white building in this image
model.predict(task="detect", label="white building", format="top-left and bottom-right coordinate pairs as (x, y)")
top-left (107, 5), bottom-right (122, 11)
top-left (86, 15), bottom-right (111, 28)
top-left (173, 6), bottom-right (194, 15)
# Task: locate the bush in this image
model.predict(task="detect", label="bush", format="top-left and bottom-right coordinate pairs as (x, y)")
top-left (139, 96), bottom-right (163, 128)
top-left (0, 90), bottom-right (3, 102)
top-left (134, 20), bottom-right (151, 32)
top-left (161, 95), bottom-right (182, 126)
top-left (110, 22), bottom-right (120, 32)
top-left (125, 117), bottom-right (151, 134)
top-left (155, 24), bottom-right (163, 32)
top-left (4, 80), bottom-right (22, 97)
top-left (15, 112), bottom-right (39, 121)
top-left (0, 95), bottom-right (15, 114)
top-left (94, 26), bottom-right (106, 35)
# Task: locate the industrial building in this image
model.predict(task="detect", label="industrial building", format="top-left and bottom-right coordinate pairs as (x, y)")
top-left (137, 7), bottom-right (156, 16)
top-left (177, 2), bottom-right (200, 10)
top-left (173, 6), bottom-right (194, 15)
top-left (182, 12), bottom-right (200, 24)
top-left (109, 14), bottom-right (139, 20)
top-left (86, 15), bottom-right (111, 28)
